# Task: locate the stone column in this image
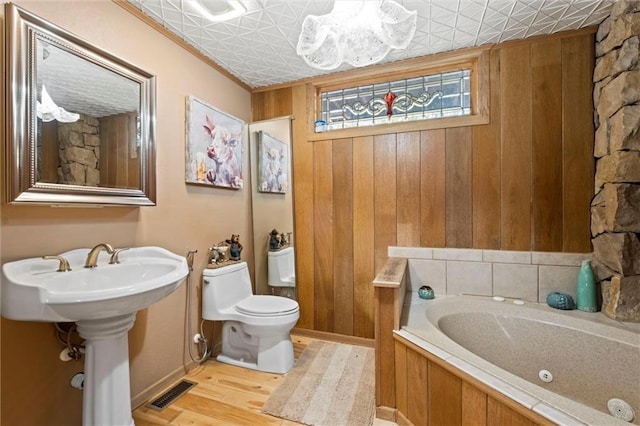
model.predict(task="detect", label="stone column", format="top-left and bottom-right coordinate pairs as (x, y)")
top-left (57, 114), bottom-right (101, 186)
top-left (591, 0), bottom-right (640, 322)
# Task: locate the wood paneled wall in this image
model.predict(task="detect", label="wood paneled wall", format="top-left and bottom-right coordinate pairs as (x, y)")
top-left (252, 30), bottom-right (595, 338)
top-left (100, 112), bottom-right (140, 188)
top-left (40, 121), bottom-right (60, 183)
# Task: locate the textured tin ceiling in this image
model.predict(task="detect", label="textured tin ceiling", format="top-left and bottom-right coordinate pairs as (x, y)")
top-left (126, 0), bottom-right (614, 88)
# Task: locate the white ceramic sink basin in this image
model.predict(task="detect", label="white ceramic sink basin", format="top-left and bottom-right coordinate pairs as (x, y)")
top-left (1, 246), bottom-right (189, 322)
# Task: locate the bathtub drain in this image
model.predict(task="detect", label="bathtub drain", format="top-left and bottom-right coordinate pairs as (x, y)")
top-left (608, 398), bottom-right (635, 422)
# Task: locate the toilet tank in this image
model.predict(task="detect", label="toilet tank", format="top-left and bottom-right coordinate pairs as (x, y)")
top-left (267, 247), bottom-right (295, 288)
top-left (202, 262), bottom-right (253, 320)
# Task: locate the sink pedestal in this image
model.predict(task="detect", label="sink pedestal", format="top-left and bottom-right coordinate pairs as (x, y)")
top-left (76, 313), bottom-right (137, 426)
top-left (1, 246), bottom-right (189, 424)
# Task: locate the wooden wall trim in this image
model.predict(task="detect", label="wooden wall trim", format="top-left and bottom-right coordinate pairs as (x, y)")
top-left (494, 25), bottom-right (597, 50)
top-left (375, 287), bottom-right (398, 409)
top-left (376, 406), bottom-right (398, 423)
top-left (372, 257), bottom-right (407, 288)
top-left (396, 409), bottom-right (412, 426)
top-left (374, 257), bottom-right (408, 410)
top-left (291, 328), bottom-right (374, 348)
top-left (307, 114), bottom-right (488, 142)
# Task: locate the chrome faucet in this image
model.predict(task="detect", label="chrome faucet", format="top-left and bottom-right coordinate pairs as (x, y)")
top-left (84, 243), bottom-right (114, 268)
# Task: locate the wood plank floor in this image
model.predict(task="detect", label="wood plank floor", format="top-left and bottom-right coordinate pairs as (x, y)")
top-left (133, 334), bottom-right (395, 426)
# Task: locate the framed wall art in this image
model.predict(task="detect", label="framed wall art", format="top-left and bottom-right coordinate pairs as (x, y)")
top-left (185, 96), bottom-right (244, 189)
top-left (258, 131), bottom-right (288, 194)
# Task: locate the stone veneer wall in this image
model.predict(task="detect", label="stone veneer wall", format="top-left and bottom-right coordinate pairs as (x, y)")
top-left (57, 114), bottom-right (101, 186)
top-left (591, 0), bottom-right (640, 322)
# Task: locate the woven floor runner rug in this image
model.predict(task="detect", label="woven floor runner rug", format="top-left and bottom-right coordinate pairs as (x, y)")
top-left (261, 340), bottom-right (375, 426)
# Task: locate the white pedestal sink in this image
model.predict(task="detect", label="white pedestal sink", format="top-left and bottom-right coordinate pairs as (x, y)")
top-left (1, 246), bottom-right (189, 426)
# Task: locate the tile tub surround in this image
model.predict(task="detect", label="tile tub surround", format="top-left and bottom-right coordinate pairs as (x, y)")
top-left (389, 247), bottom-right (590, 303)
top-left (399, 295), bottom-right (639, 426)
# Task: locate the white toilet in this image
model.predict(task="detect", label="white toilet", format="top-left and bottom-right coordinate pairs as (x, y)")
top-left (202, 261), bottom-right (299, 374)
top-left (268, 246), bottom-right (296, 299)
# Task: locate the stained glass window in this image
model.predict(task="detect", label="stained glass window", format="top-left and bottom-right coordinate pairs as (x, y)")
top-left (319, 69), bottom-right (471, 131)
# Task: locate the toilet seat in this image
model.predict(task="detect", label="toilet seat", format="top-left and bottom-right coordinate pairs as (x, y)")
top-left (235, 296), bottom-right (299, 317)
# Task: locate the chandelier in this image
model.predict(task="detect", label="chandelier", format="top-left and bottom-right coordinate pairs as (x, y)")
top-left (296, 0), bottom-right (417, 70)
top-left (37, 85), bottom-right (79, 123)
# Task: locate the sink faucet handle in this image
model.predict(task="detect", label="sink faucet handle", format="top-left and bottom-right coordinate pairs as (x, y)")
top-left (109, 248), bottom-right (129, 264)
top-left (42, 255), bottom-right (72, 272)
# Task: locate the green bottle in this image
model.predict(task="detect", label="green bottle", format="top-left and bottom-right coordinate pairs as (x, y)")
top-left (576, 260), bottom-right (597, 312)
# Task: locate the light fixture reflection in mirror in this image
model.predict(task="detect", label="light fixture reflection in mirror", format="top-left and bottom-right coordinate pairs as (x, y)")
top-left (5, 3), bottom-right (156, 206)
top-left (37, 85), bottom-right (79, 123)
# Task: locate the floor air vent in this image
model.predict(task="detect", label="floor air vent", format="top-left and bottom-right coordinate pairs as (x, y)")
top-left (147, 380), bottom-right (196, 411)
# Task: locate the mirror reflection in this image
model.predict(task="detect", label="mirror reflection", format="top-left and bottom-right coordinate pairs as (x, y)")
top-left (36, 39), bottom-right (142, 189)
top-left (249, 117), bottom-right (296, 299)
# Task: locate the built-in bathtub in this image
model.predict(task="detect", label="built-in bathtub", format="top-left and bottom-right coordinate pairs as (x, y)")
top-left (399, 294), bottom-right (640, 425)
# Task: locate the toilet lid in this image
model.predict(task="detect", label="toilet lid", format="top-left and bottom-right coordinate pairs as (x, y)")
top-left (235, 296), bottom-right (299, 317)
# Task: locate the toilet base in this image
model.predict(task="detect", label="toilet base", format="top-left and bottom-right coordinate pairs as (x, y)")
top-left (216, 354), bottom-right (259, 371)
top-left (269, 286), bottom-right (296, 300)
top-left (218, 321), bottom-right (295, 374)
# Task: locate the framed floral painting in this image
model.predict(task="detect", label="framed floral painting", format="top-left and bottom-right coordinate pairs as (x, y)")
top-left (185, 96), bottom-right (244, 189)
top-left (258, 131), bottom-right (288, 194)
